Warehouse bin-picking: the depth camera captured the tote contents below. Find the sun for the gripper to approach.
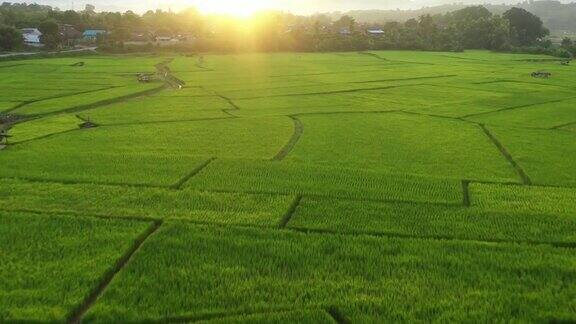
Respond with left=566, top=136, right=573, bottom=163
left=193, top=0, right=271, bottom=17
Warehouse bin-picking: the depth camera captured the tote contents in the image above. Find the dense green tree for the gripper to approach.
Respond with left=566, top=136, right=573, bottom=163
left=38, top=20, right=61, bottom=49
left=0, top=2, right=562, bottom=55
left=503, top=7, right=549, bottom=46
left=0, top=25, right=22, bottom=50
left=334, top=15, right=356, bottom=33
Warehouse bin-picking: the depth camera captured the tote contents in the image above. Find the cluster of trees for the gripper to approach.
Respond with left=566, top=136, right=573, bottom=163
left=560, top=37, right=576, bottom=57
left=0, top=3, right=204, bottom=50
left=0, top=2, right=556, bottom=55
left=342, top=0, right=576, bottom=34
left=227, top=6, right=548, bottom=53
left=0, top=3, right=202, bottom=34
left=0, top=24, right=21, bottom=51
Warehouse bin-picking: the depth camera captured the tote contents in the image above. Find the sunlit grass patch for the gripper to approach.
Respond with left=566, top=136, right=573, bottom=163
left=0, top=178, right=294, bottom=227
left=86, top=223, right=576, bottom=322
left=288, top=113, right=518, bottom=181
left=289, top=195, right=576, bottom=244
left=187, top=159, right=463, bottom=204
left=0, top=211, right=151, bottom=322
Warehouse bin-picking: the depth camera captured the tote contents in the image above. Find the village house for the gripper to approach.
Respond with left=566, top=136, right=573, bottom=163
left=21, top=28, right=43, bottom=47
left=367, top=28, right=385, bottom=37
left=83, top=29, right=107, bottom=41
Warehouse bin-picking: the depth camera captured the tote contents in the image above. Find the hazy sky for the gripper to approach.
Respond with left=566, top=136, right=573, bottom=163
left=34, top=0, right=573, bottom=15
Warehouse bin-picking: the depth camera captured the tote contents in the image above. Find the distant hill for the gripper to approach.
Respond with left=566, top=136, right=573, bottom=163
left=327, top=1, right=576, bottom=32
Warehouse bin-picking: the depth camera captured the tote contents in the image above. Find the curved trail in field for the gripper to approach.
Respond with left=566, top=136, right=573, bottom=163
left=358, top=51, right=436, bottom=65
left=272, top=116, right=304, bottom=161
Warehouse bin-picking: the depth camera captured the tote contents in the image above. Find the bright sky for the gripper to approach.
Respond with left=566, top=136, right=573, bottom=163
left=36, top=0, right=573, bottom=16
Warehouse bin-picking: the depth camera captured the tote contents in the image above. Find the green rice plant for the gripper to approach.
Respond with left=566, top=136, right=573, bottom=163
left=85, top=223, right=576, bottom=322
left=187, top=159, right=463, bottom=204
left=565, top=124, right=576, bottom=132
left=354, top=84, right=509, bottom=117
left=488, top=126, right=576, bottom=186
left=0, top=117, right=292, bottom=185
left=0, top=211, right=151, bottom=322
left=12, top=116, right=291, bottom=158
left=288, top=113, right=518, bottom=182
left=470, top=182, right=576, bottom=217
left=0, top=149, right=208, bottom=186
left=2, top=51, right=576, bottom=322
left=0, top=178, right=294, bottom=227
left=8, top=114, right=82, bottom=143
left=194, top=309, right=334, bottom=323
left=1, top=88, right=102, bottom=103
left=232, top=93, right=387, bottom=118
left=289, top=196, right=576, bottom=244
left=468, top=97, right=576, bottom=128
left=79, top=95, right=232, bottom=124
left=13, top=84, right=162, bottom=116
left=0, top=101, right=19, bottom=111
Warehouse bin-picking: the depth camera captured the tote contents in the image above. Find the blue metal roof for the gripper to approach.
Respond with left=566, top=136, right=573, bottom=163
left=83, top=30, right=106, bottom=37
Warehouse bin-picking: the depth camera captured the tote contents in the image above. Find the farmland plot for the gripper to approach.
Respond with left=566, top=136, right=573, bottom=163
left=487, top=126, right=576, bottom=186
left=0, top=211, right=152, bottom=322
left=0, top=117, right=292, bottom=185
left=468, top=98, right=576, bottom=129
left=470, top=182, right=576, bottom=217
left=1, top=51, right=576, bottom=322
left=0, top=178, right=294, bottom=227
left=11, top=84, right=162, bottom=116
left=8, top=114, right=83, bottom=143
left=79, top=95, right=233, bottom=124
left=187, top=159, right=463, bottom=204
left=288, top=195, right=576, bottom=244
left=85, top=223, right=576, bottom=323
left=287, top=113, right=518, bottom=181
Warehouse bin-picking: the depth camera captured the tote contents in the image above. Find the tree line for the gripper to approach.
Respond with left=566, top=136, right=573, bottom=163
left=0, top=2, right=572, bottom=58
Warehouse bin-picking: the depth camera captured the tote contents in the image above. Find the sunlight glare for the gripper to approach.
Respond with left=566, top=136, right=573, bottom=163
left=194, top=0, right=272, bottom=17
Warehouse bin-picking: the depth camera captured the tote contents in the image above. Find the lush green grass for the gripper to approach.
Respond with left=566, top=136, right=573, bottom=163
left=8, top=114, right=81, bottom=143
left=470, top=182, right=576, bottom=217
left=85, top=223, right=576, bottom=322
left=1, top=51, right=575, bottom=322
left=80, top=94, right=232, bottom=124
left=0, top=148, right=208, bottom=186
left=288, top=195, right=576, bottom=244
left=12, top=84, right=162, bottom=116
left=0, top=117, right=292, bottom=185
left=187, top=159, right=463, bottom=204
left=194, top=309, right=335, bottom=323
left=0, top=212, right=151, bottom=322
left=489, top=126, right=576, bottom=186
left=469, top=97, right=576, bottom=128
left=0, top=178, right=294, bottom=227
left=287, top=113, right=517, bottom=181
left=565, top=124, right=576, bottom=132
left=6, top=116, right=292, bottom=158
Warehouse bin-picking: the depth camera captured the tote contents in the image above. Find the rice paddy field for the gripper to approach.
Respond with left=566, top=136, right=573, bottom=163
left=1, top=51, right=575, bottom=323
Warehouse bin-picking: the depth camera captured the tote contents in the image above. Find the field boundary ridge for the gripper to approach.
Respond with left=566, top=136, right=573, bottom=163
left=66, top=220, right=163, bottom=324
